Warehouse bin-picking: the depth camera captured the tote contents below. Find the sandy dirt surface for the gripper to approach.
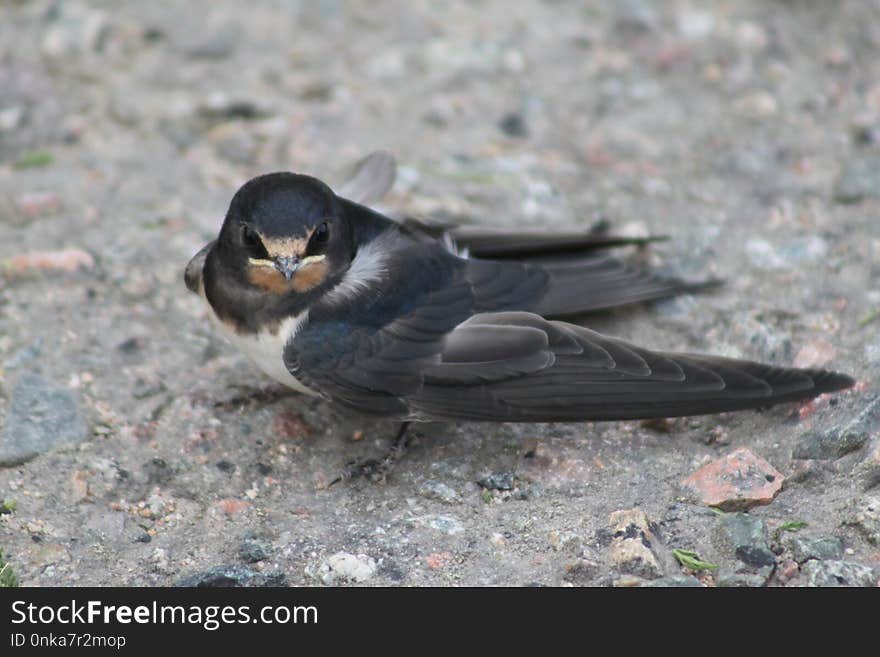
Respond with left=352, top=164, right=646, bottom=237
left=1, top=1, right=878, bottom=586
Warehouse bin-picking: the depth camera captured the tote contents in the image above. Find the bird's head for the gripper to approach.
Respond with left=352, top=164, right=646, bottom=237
left=210, top=172, right=354, bottom=296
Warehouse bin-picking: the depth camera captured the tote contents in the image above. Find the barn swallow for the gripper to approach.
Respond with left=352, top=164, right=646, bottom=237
left=185, top=156, right=853, bottom=436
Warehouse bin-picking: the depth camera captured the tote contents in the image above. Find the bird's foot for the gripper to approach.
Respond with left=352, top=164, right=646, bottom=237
left=329, top=422, right=412, bottom=486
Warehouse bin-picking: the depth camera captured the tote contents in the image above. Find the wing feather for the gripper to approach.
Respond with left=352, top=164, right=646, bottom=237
left=407, top=312, right=850, bottom=421
left=287, top=234, right=852, bottom=420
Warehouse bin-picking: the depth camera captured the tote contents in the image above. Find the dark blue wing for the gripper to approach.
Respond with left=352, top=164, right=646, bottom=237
left=284, top=232, right=852, bottom=421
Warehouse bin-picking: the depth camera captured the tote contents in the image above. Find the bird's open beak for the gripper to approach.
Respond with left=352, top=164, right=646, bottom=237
left=274, top=255, right=301, bottom=281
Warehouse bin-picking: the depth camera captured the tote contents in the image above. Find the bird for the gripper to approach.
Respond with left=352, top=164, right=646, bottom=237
left=185, top=154, right=853, bottom=476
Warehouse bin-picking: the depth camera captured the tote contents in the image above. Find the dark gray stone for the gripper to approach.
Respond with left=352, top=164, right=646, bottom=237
left=834, top=154, right=880, bottom=203
left=0, top=374, right=88, bottom=467
left=117, top=336, right=146, bottom=355
left=795, top=397, right=879, bottom=460
left=720, top=513, right=766, bottom=550
left=478, top=472, right=515, bottom=491
left=418, top=480, right=461, bottom=504
left=143, top=458, right=174, bottom=485
left=735, top=545, right=776, bottom=567
left=175, top=565, right=286, bottom=587
left=197, top=96, right=272, bottom=122
left=719, top=513, right=776, bottom=569
left=793, top=430, right=869, bottom=460
left=715, top=572, right=767, bottom=587
left=802, top=560, right=876, bottom=587
left=513, top=484, right=540, bottom=500
left=852, top=122, right=878, bottom=146
left=377, top=559, right=406, bottom=582
left=786, top=536, right=844, bottom=563
left=498, top=113, right=528, bottom=138
left=132, top=378, right=166, bottom=400
left=239, top=537, right=271, bottom=563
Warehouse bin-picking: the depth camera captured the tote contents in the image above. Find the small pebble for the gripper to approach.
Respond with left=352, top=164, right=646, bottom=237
left=714, top=572, right=767, bottom=587
left=776, top=559, right=800, bottom=584
left=793, top=338, right=836, bottom=369
left=117, top=337, right=146, bottom=354
left=802, top=560, right=876, bottom=587
left=681, top=447, right=784, bottom=511
left=239, top=536, right=272, bottom=563
left=318, top=552, right=377, bottom=585
left=198, top=93, right=272, bottom=122
left=850, top=494, right=880, bottom=545
left=737, top=92, right=778, bottom=118
left=608, top=509, right=663, bottom=579
left=834, top=154, right=880, bottom=203
left=176, top=565, right=286, bottom=587
left=793, top=430, right=869, bottom=460
left=0, top=374, right=89, bottom=467
left=719, top=513, right=776, bottom=572
left=498, top=113, right=528, bottom=138
left=643, top=575, right=703, bottom=587
left=413, top=514, right=464, bottom=535
left=6, top=249, right=95, bottom=274
left=786, top=536, right=844, bottom=563
left=478, top=472, right=515, bottom=491
left=15, top=192, right=63, bottom=219
left=418, top=480, right=461, bottom=505
left=795, top=397, right=878, bottom=460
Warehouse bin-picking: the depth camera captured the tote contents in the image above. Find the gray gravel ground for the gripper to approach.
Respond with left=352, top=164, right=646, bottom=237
left=1, top=0, right=879, bottom=587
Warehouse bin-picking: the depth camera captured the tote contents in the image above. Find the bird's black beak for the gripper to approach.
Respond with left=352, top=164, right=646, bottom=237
left=184, top=240, right=215, bottom=294
left=274, top=255, right=300, bottom=280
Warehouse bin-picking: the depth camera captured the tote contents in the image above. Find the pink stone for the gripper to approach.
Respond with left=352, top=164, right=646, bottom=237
left=16, top=191, right=62, bottom=218
left=777, top=558, right=800, bottom=584
left=7, top=249, right=94, bottom=273
left=271, top=410, right=312, bottom=440
left=793, top=338, right=836, bottom=369
left=216, top=499, right=250, bottom=516
left=681, top=447, right=784, bottom=511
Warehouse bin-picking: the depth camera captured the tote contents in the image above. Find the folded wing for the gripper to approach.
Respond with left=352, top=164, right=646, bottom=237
left=410, top=311, right=853, bottom=422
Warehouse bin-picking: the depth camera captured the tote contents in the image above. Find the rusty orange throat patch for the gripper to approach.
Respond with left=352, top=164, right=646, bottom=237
left=247, top=259, right=329, bottom=294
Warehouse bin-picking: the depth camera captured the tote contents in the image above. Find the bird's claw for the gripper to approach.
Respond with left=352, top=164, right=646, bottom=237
left=327, top=422, right=413, bottom=486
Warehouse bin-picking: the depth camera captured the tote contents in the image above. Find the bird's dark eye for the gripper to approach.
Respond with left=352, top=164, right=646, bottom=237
left=307, top=222, right=330, bottom=254
left=241, top=225, right=268, bottom=258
